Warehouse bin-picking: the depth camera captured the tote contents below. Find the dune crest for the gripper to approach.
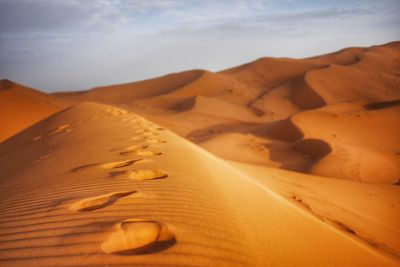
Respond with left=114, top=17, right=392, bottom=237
left=1, top=102, right=398, bottom=266
left=0, top=80, right=69, bottom=142
left=2, top=41, right=400, bottom=266
left=55, top=42, right=400, bottom=183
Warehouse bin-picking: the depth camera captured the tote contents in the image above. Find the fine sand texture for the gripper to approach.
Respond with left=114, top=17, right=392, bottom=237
left=230, top=161, right=400, bottom=260
left=0, top=102, right=398, bottom=266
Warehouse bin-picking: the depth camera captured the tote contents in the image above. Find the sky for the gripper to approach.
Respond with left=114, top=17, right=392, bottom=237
left=0, top=0, right=399, bottom=92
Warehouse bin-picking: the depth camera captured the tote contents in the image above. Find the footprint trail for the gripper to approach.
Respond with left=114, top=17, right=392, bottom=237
left=69, top=191, right=136, bottom=212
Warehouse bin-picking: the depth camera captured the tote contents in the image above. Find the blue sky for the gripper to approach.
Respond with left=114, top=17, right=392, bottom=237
left=0, top=0, right=399, bottom=92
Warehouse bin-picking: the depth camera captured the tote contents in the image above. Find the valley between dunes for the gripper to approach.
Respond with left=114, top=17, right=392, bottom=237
left=1, top=41, right=399, bottom=266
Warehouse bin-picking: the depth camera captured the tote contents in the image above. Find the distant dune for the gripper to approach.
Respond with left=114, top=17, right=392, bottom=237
left=56, top=41, right=400, bottom=184
left=0, top=79, right=69, bottom=142
left=1, top=41, right=399, bottom=266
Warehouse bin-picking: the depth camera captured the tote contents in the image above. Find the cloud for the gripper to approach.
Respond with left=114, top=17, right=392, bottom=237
left=1, top=0, right=398, bottom=40
left=0, top=0, right=399, bottom=92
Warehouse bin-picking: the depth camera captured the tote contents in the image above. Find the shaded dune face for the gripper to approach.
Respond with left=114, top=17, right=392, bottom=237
left=290, top=75, right=326, bottom=109
left=294, top=138, right=332, bottom=159
left=186, top=119, right=303, bottom=144
left=293, top=138, right=332, bottom=172
left=364, top=99, right=400, bottom=110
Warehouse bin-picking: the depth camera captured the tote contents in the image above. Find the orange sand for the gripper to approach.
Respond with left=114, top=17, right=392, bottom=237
left=1, top=41, right=399, bottom=266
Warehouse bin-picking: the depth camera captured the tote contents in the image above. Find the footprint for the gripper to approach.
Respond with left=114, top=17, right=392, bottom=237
left=132, top=136, right=146, bottom=141
left=71, top=162, right=102, bottom=172
left=118, top=145, right=144, bottom=155
left=48, top=124, right=70, bottom=136
left=70, top=191, right=136, bottom=212
left=120, top=151, right=136, bottom=156
left=108, top=170, right=129, bottom=178
left=33, top=150, right=54, bottom=163
left=101, top=159, right=143, bottom=169
left=110, top=144, right=149, bottom=152
left=128, top=169, right=168, bottom=181
left=101, top=219, right=175, bottom=255
left=104, top=107, right=128, bottom=116
left=32, top=135, right=42, bottom=141
left=29, top=124, right=70, bottom=143
left=146, top=126, right=165, bottom=132
left=146, top=139, right=166, bottom=144
left=142, top=131, right=158, bottom=137
left=135, top=150, right=162, bottom=157
left=126, top=144, right=150, bottom=151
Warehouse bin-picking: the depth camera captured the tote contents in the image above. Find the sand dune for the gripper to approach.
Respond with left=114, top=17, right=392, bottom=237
left=304, top=44, right=400, bottom=104
left=55, top=41, right=400, bottom=183
left=230, top=161, right=400, bottom=260
left=292, top=101, right=400, bottom=183
left=56, top=70, right=205, bottom=104
left=0, top=102, right=397, bottom=266
left=0, top=80, right=69, bottom=142
left=2, top=41, right=400, bottom=266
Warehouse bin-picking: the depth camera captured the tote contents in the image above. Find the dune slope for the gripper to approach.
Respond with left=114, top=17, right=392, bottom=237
left=230, top=161, right=400, bottom=260
left=291, top=101, right=400, bottom=183
left=0, top=79, right=68, bottom=142
left=0, top=102, right=397, bottom=266
left=55, top=41, right=400, bottom=183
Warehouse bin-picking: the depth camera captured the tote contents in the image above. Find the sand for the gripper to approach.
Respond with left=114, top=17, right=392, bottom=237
left=1, top=41, right=399, bottom=266
left=0, top=102, right=397, bottom=266
left=55, top=42, right=400, bottom=182
left=0, top=80, right=69, bottom=142
left=230, top=162, right=400, bottom=260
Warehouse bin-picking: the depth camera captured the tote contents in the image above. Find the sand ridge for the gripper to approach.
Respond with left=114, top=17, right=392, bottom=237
left=55, top=42, right=400, bottom=183
left=0, top=80, right=70, bottom=142
left=2, top=41, right=400, bottom=266
left=0, top=102, right=398, bottom=266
